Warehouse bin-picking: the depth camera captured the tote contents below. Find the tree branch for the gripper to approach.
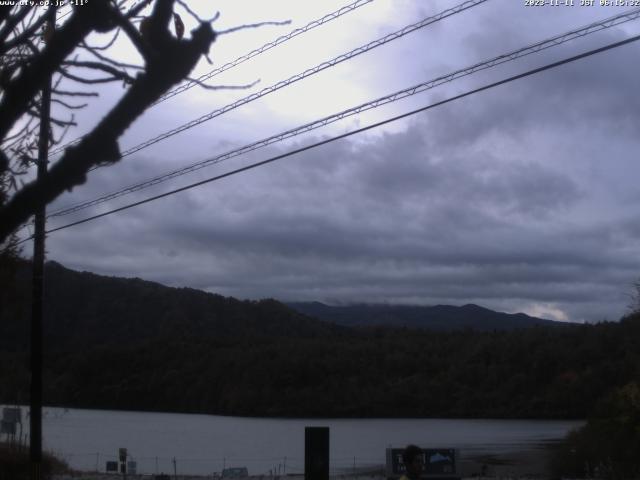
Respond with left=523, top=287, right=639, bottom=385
left=126, top=0, right=154, bottom=19
left=0, top=4, right=217, bottom=242
left=51, top=98, right=89, bottom=110
left=187, top=77, right=260, bottom=91
left=59, top=68, right=126, bottom=84
left=217, top=20, right=292, bottom=36
left=0, top=5, right=99, bottom=139
left=62, top=60, right=136, bottom=83
left=80, top=42, right=144, bottom=71
left=110, top=7, right=154, bottom=61
left=83, top=27, right=120, bottom=51
left=0, top=6, right=30, bottom=45
left=52, top=89, right=100, bottom=97
left=0, top=5, right=56, bottom=56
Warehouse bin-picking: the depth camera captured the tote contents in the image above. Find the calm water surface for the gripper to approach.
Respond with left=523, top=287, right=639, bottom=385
left=9, top=406, right=584, bottom=475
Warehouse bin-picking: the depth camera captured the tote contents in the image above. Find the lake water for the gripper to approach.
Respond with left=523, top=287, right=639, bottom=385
left=4, top=406, right=583, bottom=476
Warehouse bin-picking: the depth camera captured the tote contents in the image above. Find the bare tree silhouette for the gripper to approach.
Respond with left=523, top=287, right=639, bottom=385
left=0, top=0, right=262, bottom=244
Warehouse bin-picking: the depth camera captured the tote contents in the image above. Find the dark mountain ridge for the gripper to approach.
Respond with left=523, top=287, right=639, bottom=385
left=1, top=260, right=344, bottom=352
left=3, top=259, right=639, bottom=419
left=2, top=261, right=560, bottom=354
left=287, top=301, right=559, bottom=330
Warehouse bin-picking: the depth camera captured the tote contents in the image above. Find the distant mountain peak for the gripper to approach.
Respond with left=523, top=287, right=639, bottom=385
left=287, top=301, right=558, bottom=331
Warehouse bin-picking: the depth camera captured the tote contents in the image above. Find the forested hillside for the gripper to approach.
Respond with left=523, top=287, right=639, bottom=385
left=1, top=260, right=639, bottom=418
left=287, top=302, right=559, bottom=330
left=1, top=261, right=343, bottom=353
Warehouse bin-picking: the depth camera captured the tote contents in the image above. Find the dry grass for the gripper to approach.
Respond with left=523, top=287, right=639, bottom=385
left=0, top=441, right=73, bottom=480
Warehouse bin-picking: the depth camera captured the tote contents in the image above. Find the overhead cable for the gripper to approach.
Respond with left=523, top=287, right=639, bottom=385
left=48, top=7, right=640, bottom=218
left=113, top=0, right=489, bottom=159
left=156, top=0, right=377, bottom=104
left=48, top=0, right=376, bottom=157
left=29, top=32, right=640, bottom=241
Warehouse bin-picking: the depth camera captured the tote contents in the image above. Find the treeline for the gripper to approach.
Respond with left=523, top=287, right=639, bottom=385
left=2, top=315, right=639, bottom=418
left=551, top=381, right=640, bottom=479
left=0, top=261, right=343, bottom=354
left=1, top=260, right=639, bottom=418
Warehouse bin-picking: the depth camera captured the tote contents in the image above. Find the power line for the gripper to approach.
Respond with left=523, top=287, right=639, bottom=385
left=46, top=0, right=488, bottom=212
left=106, top=0, right=489, bottom=159
left=27, top=32, right=640, bottom=242
left=48, top=0, right=376, bottom=157
left=155, top=0, right=376, bottom=105
left=56, top=7, right=72, bottom=22
left=48, top=7, right=640, bottom=218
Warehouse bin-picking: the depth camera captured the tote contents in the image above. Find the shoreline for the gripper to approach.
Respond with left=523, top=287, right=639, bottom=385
left=52, top=474, right=549, bottom=480
left=50, top=447, right=555, bottom=480
left=2, top=402, right=585, bottom=421
left=3, top=406, right=571, bottom=479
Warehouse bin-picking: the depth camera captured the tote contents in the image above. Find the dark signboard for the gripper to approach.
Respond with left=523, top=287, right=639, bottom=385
left=1, top=420, right=16, bottom=435
left=222, top=467, right=249, bottom=478
left=2, top=407, right=21, bottom=423
left=305, top=427, right=329, bottom=480
left=106, top=461, right=119, bottom=472
left=386, top=448, right=457, bottom=478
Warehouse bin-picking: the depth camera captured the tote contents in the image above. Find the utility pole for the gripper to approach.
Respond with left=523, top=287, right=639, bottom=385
left=119, top=448, right=128, bottom=480
left=30, top=11, right=53, bottom=480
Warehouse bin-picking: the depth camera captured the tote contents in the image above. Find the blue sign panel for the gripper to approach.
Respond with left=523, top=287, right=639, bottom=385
left=423, top=449, right=456, bottom=475
left=386, top=448, right=457, bottom=478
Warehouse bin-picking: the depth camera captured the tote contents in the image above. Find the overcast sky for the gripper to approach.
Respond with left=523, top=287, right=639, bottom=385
left=26, top=0, right=640, bottom=323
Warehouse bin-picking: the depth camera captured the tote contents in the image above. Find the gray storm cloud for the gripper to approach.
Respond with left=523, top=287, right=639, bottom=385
left=44, top=4, right=640, bottom=324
